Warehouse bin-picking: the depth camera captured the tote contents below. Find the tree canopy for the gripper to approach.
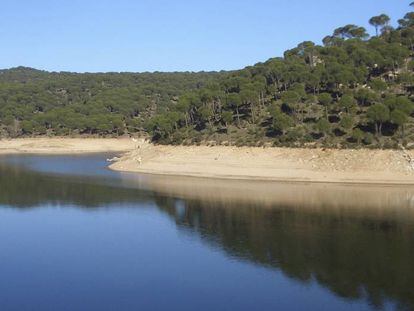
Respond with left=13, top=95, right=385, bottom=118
left=2, top=5, right=414, bottom=149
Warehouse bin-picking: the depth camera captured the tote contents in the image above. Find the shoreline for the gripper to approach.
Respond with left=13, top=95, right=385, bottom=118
left=0, top=137, right=135, bottom=154
left=1, top=138, right=413, bottom=185
left=115, top=169, right=414, bottom=186
left=110, top=142, right=414, bottom=185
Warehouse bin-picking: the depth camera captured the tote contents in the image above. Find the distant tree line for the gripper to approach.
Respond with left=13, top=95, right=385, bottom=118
left=0, top=69, right=223, bottom=137
left=2, top=4, right=414, bottom=148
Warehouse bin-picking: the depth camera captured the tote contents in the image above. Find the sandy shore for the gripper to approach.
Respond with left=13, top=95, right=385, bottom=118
left=110, top=141, right=414, bottom=185
left=0, top=138, right=135, bottom=154
left=1, top=138, right=414, bottom=184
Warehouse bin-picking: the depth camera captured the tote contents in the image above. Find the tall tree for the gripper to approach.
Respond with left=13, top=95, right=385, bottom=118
left=226, top=93, right=242, bottom=127
left=318, top=93, right=332, bottom=120
left=367, top=103, right=390, bottom=137
left=333, top=24, right=369, bottom=40
left=390, top=109, right=409, bottom=139
left=369, top=14, right=390, bottom=36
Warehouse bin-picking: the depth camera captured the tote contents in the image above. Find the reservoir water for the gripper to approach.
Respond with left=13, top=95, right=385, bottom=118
left=0, top=154, right=413, bottom=311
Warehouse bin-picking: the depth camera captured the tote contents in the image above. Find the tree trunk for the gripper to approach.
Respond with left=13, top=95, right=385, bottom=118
left=236, top=106, right=240, bottom=127
left=300, top=106, right=304, bottom=123
left=250, top=103, right=256, bottom=124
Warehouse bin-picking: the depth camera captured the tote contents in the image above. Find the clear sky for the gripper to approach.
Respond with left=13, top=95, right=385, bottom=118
left=0, top=0, right=411, bottom=72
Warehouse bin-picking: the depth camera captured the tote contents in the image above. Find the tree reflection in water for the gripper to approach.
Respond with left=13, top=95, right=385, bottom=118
left=1, top=158, right=413, bottom=310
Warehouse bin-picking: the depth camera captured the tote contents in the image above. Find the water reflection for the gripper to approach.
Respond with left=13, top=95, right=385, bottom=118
left=122, top=173, right=414, bottom=217
left=0, top=159, right=151, bottom=208
left=0, top=155, right=413, bottom=310
left=156, top=197, right=414, bottom=310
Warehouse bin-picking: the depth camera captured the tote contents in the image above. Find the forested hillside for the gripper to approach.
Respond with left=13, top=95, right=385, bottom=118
left=2, top=4, right=414, bottom=148
left=0, top=68, right=223, bottom=137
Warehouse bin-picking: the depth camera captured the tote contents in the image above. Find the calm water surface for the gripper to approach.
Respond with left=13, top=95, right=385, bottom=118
left=0, top=154, right=413, bottom=311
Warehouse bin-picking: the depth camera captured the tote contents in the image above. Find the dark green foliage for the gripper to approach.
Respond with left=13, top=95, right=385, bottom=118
left=339, top=114, right=355, bottom=131
left=369, top=79, right=388, bottom=92
left=0, top=68, right=222, bottom=137
left=315, top=119, right=331, bottom=136
left=2, top=6, right=414, bottom=148
left=367, top=104, right=390, bottom=136
left=338, top=94, right=356, bottom=113
left=369, top=14, right=391, bottom=36
left=333, top=24, right=369, bottom=40
left=352, top=128, right=364, bottom=144
left=268, top=104, right=293, bottom=134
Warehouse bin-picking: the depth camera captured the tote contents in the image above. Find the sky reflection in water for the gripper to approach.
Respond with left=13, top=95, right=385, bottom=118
left=0, top=154, right=412, bottom=311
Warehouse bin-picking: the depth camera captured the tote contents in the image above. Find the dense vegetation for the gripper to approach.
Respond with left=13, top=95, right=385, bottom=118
left=0, top=68, right=223, bottom=137
left=2, top=4, right=414, bottom=148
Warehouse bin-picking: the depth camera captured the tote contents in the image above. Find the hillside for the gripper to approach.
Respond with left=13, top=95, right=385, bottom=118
left=0, top=67, right=223, bottom=137
left=2, top=5, right=414, bottom=149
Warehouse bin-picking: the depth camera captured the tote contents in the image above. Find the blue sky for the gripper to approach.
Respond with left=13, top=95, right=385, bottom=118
left=0, top=0, right=410, bottom=72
